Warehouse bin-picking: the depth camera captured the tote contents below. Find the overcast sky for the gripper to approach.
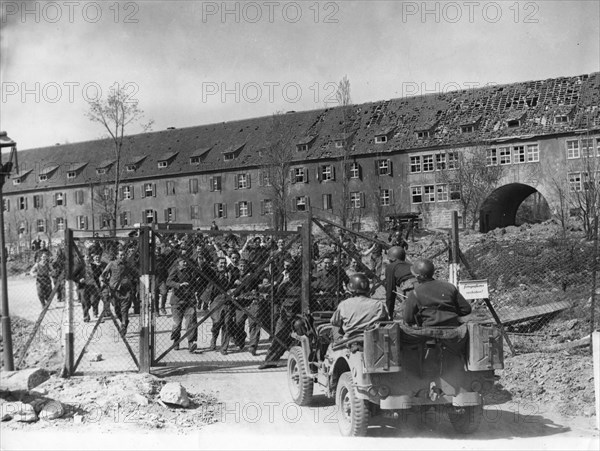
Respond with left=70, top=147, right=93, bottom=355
left=1, top=0, right=599, bottom=150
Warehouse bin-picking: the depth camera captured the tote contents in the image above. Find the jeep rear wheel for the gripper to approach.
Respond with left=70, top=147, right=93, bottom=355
left=287, top=346, right=313, bottom=406
left=448, top=405, right=483, bottom=434
left=336, top=372, right=370, bottom=437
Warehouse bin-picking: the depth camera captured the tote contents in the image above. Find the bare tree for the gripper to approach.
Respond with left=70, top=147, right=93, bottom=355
left=259, top=113, right=296, bottom=230
left=568, top=138, right=599, bottom=240
left=438, top=146, right=505, bottom=229
left=86, top=86, right=152, bottom=235
left=333, top=75, right=355, bottom=227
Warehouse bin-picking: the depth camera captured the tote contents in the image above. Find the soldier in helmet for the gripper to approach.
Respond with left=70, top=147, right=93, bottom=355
left=384, top=246, right=414, bottom=319
left=330, top=273, right=388, bottom=342
left=403, top=259, right=472, bottom=327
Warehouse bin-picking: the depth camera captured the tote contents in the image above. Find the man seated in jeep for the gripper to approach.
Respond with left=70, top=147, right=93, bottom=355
left=330, top=273, right=388, bottom=343
left=403, top=259, right=472, bottom=327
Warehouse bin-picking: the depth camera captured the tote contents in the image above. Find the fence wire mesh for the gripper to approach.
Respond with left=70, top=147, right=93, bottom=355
left=152, top=230, right=303, bottom=368
left=461, top=233, right=599, bottom=353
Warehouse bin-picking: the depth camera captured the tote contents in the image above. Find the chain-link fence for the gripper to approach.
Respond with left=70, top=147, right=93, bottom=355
left=151, top=229, right=304, bottom=369
left=460, top=233, right=599, bottom=354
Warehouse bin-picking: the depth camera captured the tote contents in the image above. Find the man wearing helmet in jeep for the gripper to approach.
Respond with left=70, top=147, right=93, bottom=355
left=403, top=259, right=472, bottom=327
left=330, top=273, right=388, bottom=342
left=384, top=246, right=413, bottom=319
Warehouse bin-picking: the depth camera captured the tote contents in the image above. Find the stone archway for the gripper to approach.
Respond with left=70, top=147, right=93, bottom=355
left=479, top=183, right=548, bottom=232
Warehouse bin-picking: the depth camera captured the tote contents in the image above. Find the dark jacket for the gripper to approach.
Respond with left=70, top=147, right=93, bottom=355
left=385, top=260, right=413, bottom=309
left=403, top=279, right=472, bottom=327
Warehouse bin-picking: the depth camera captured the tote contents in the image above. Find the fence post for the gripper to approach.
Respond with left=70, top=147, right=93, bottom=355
left=63, top=228, right=75, bottom=377
left=591, top=217, right=598, bottom=351
left=301, top=210, right=313, bottom=314
left=138, top=226, right=152, bottom=373
left=449, top=211, right=460, bottom=287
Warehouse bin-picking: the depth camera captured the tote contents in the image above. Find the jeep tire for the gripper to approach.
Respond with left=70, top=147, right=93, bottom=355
left=287, top=346, right=313, bottom=406
left=336, top=372, right=370, bottom=437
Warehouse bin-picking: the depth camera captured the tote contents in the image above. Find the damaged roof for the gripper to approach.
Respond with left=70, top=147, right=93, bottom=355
left=6, top=72, right=600, bottom=192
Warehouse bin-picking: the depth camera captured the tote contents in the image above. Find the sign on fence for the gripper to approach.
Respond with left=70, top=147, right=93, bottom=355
left=458, top=279, right=489, bottom=300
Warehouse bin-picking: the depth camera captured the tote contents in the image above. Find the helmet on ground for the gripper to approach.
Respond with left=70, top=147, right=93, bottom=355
left=410, top=259, right=435, bottom=280
left=348, top=273, right=370, bottom=295
left=387, top=246, right=406, bottom=262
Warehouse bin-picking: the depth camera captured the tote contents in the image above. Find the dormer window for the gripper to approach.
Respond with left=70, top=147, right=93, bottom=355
left=461, top=124, right=475, bottom=134
left=96, top=168, right=108, bottom=175
left=38, top=174, right=48, bottom=182
left=506, top=111, right=526, bottom=128
left=95, top=160, right=114, bottom=176
left=335, top=140, right=345, bottom=148
left=221, top=143, right=244, bottom=162
left=12, top=178, right=21, bottom=185
left=157, top=152, right=178, bottom=168
left=507, top=119, right=520, bottom=128
left=190, top=156, right=201, bottom=164
left=296, top=135, right=317, bottom=152
left=374, top=135, right=387, bottom=144
left=417, top=130, right=431, bottom=139
left=125, top=164, right=137, bottom=172
left=555, top=115, right=568, bottom=124
left=158, top=161, right=168, bottom=169
left=297, top=144, right=309, bottom=152
left=224, top=152, right=235, bottom=161
left=67, top=171, right=77, bottom=179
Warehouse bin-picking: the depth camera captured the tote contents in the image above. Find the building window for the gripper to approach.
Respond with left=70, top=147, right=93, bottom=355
left=410, top=156, right=421, bottom=173
left=261, top=199, right=273, bottom=215
left=224, top=152, right=235, bottom=161
left=411, top=186, right=422, bottom=204
left=120, top=211, right=131, bottom=227
left=144, top=209, right=157, bottom=224
left=214, top=203, right=227, bottom=218
left=435, top=153, right=446, bottom=171
left=18, top=196, right=27, bottom=210
left=349, top=162, right=360, bottom=179
left=349, top=192, right=364, bottom=209
left=121, top=186, right=132, bottom=200
left=461, top=124, right=474, bottom=133
left=567, top=139, right=580, bottom=159
left=236, top=173, right=249, bottom=189
left=422, top=154, right=434, bottom=172
left=334, top=140, right=345, bottom=148
left=555, top=115, right=568, bottom=124
left=320, top=165, right=335, bottom=182
left=164, top=207, right=176, bottom=222
left=189, top=178, right=199, bottom=194
left=380, top=189, right=392, bottom=206
left=374, top=135, right=387, bottom=144
left=377, top=159, right=392, bottom=176
left=166, top=181, right=176, bottom=195
left=190, top=205, right=201, bottom=219
left=447, top=152, right=459, bottom=170
left=423, top=185, right=435, bottom=203
left=295, top=196, right=308, bottom=212
left=293, top=168, right=307, bottom=183
left=237, top=201, right=251, bottom=217
left=13, top=178, right=21, bottom=185
left=158, top=160, right=168, bottom=169
left=143, top=183, right=155, bottom=197
left=96, top=168, right=108, bottom=175
left=77, top=216, right=87, bottom=230
left=527, top=144, right=539, bottom=162
left=417, top=130, right=431, bottom=139
left=37, top=219, right=45, bottom=233
left=322, top=193, right=332, bottom=210
left=581, top=138, right=594, bottom=158
left=596, top=138, right=600, bottom=157
left=38, top=174, right=48, bottom=182
left=486, top=148, right=498, bottom=166
left=126, top=164, right=137, bottom=172
left=260, top=170, right=272, bottom=186
left=56, top=217, right=65, bottom=231
left=67, top=171, right=77, bottom=179
left=450, top=184, right=461, bottom=200
left=436, top=184, right=448, bottom=202
left=513, top=146, right=526, bottom=163
left=33, top=195, right=43, bottom=209
left=569, top=172, right=582, bottom=192
left=499, top=147, right=511, bottom=165
left=210, top=176, right=222, bottom=192
left=2, top=199, right=9, bottom=212
left=297, top=144, right=309, bottom=152
left=18, top=221, right=27, bottom=235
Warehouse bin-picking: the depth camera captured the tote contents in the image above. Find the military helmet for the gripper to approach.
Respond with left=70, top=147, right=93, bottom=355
left=387, top=246, right=406, bottom=261
left=410, top=259, right=435, bottom=279
left=348, top=273, right=370, bottom=295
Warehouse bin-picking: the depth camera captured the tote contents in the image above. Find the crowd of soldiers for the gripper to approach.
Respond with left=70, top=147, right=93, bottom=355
left=28, top=225, right=422, bottom=364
